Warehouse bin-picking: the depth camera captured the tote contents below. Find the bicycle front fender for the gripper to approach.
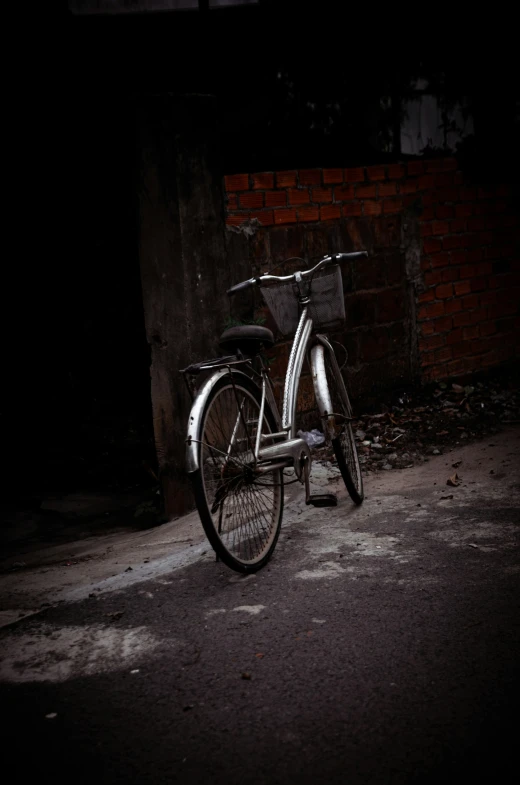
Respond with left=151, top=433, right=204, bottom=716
left=309, top=336, right=336, bottom=442
left=185, top=368, right=254, bottom=474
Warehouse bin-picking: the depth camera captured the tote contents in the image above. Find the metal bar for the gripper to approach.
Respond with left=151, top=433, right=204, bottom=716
left=282, top=314, right=313, bottom=437
left=254, top=375, right=266, bottom=460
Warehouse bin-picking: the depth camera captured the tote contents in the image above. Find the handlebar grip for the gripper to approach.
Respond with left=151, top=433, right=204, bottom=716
left=226, top=277, right=257, bottom=296
left=333, top=251, right=368, bottom=261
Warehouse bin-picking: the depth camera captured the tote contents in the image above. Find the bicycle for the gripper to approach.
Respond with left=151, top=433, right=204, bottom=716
left=182, top=251, right=367, bottom=573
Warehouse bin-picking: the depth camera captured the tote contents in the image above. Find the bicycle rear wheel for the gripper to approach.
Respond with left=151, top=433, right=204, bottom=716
left=191, top=374, right=284, bottom=572
left=321, top=346, right=364, bottom=505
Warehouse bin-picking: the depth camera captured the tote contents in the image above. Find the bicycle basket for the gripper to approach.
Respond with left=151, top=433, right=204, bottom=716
left=260, top=265, right=345, bottom=337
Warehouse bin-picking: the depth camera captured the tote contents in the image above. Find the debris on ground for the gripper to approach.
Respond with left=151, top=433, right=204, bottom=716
left=312, top=370, right=520, bottom=474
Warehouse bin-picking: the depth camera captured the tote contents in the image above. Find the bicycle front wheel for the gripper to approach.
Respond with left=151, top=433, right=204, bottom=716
left=191, top=374, right=284, bottom=572
left=321, top=346, right=364, bottom=505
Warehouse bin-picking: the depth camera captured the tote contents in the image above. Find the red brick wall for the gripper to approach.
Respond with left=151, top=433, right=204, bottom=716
left=225, top=158, right=520, bottom=387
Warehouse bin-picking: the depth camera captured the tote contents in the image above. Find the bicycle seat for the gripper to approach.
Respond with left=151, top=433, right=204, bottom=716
left=219, top=325, right=274, bottom=355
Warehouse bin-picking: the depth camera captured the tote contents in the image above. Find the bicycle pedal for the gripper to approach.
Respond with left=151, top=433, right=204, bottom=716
left=306, top=492, right=337, bottom=508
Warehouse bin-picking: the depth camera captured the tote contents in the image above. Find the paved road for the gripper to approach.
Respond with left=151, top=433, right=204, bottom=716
left=2, top=430, right=520, bottom=785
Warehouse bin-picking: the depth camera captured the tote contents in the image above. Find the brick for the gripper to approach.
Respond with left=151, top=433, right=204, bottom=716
left=459, top=186, right=477, bottom=201
left=452, top=341, right=470, bottom=358
left=345, top=166, right=365, bottom=182
left=454, top=280, right=471, bottom=295
left=469, top=307, right=488, bottom=324
left=467, top=216, right=487, bottom=232
left=421, top=223, right=433, bottom=237
left=432, top=221, right=450, bottom=235
left=420, top=351, right=436, bottom=367
left=312, top=187, right=333, bottom=203
left=421, top=257, right=432, bottom=272
left=418, top=174, right=435, bottom=190
left=441, top=267, right=459, bottom=282
left=342, top=202, right=362, bottom=217
left=422, top=207, right=435, bottom=221
left=383, top=198, right=402, bottom=214
left=297, top=207, right=320, bottom=223
left=434, top=173, right=455, bottom=188
left=320, top=205, right=341, bottom=221
left=434, top=315, right=453, bottom=333
left=480, top=320, right=497, bottom=337
left=250, top=210, right=274, bottom=227
left=444, top=299, right=463, bottom=314
left=466, top=248, right=483, bottom=264
left=455, top=203, right=474, bottom=218
left=366, top=165, right=386, bottom=181
left=435, top=346, right=453, bottom=363
left=430, top=252, right=451, bottom=269
left=299, top=169, right=322, bottom=186
left=421, top=320, right=436, bottom=335
left=480, top=290, right=497, bottom=306
left=423, top=238, right=442, bottom=254
left=436, top=205, right=455, bottom=220
left=418, top=289, right=435, bottom=303
left=418, top=301, right=445, bottom=320
left=265, top=190, right=286, bottom=208
left=462, top=293, right=479, bottom=310
left=446, top=328, right=464, bottom=345
left=470, top=277, right=488, bottom=292
left=357, top=184, right=377, bottom=198
left=401, top=179, right=418, bottom=194
left=334, top=185, right=355, bottom=201
left=460, top=265, right=476, bottom=279
left=388, top=164, right=405, bottom=179
left=443, top=235, right=464, bottom=250
left=364, top=200, right=382, bottom=216
left=463, top=326, right=479, bottom=341
left=454, top=172, right=465, bottom=185
left=323, top=168, right=343, bottom=184
left=287, top=188, right=310, bottom=205
left=436, top=283, right=453, bottom=299
left=224, top=173, right=249, bottom=191
left=449, top=250, right=467, bottom=265
left=420, top=333, right=445, bottom=351
left=379, top=183, right=397, bottom=196
left=453, top=310, right=473, bottom=327
left=476, top=261, right=493, bottom=277
left=446, top=358, right=466, bottom=375
left=407, top=161, right=424, bottom=176
left=450, top=219, right=466, bottom=234
left=436, top=186, right=459, bottom=202
left=227, top=193, right=238, bottom=210
left=226, top=213, right=249, bottom=226
left=274, top=208, right=297, bottom=225
left=252, top=172, right=274, bottom=190
left=239, top=191, right=264, bottom=209
left=276, top=170, right=297, bottom=188
left=425, top=270, right=443, bottom=287
left=425, top=157, right=457, bottom=172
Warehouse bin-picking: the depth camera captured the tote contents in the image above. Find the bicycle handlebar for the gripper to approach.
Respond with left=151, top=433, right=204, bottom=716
left=226, top=251, right=368, bottom=296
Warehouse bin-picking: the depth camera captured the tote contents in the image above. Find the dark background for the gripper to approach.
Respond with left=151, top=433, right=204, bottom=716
left=10, top=4, right=518, bottom=503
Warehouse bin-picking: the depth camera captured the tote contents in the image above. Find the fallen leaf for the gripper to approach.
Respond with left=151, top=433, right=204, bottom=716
left=106, top=611, right=124, bottom=621
left=241, top=672, right=252, bottom=680
left=452, top=461, right=462, bottom=468
left=452, top=384, right=464, bottom=393
left=440, top=494, right=454, bottom=500
left=436, top=430, right=449, bottom=436
left=255, top=653, right=264, bottom=659
left=447, top=473, right=460, bottom=487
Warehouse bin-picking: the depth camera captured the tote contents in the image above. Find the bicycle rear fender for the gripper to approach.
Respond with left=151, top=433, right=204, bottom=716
left=185, top=368, right=253, bottom=474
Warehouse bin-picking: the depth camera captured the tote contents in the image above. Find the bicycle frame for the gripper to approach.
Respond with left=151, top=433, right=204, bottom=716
left=185, top=303, right=341, bottom=489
